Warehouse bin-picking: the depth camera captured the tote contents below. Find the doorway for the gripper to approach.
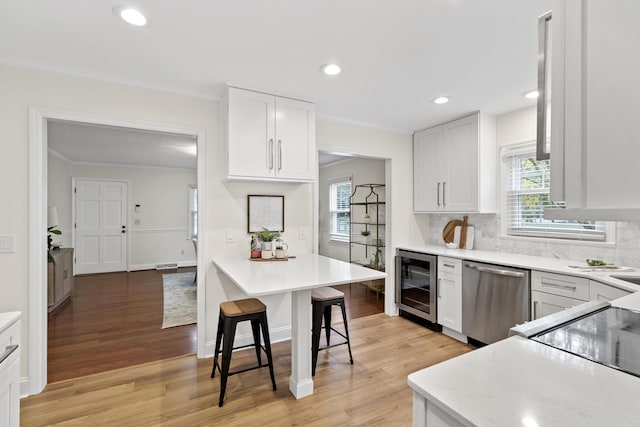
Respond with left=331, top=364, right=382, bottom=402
left=317, top=152, right=387, bottom=318
left=28, top=107, right=207, bottom=394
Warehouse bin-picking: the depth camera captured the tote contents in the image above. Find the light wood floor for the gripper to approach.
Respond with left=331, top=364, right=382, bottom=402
left=23, top=314, right=473, bottom=426
left=47, top=269, right=383, bottom=383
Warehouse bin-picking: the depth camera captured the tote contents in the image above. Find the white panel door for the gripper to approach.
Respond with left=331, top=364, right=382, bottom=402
left=74, top=179, right=127, bottom=274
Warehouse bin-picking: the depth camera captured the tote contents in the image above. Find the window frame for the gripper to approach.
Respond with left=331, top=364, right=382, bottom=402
left=500, top=141, right=614, bottom=244
left=188, top=184, right=197, bottom=240
left=329, top=177, right=352, bottom=243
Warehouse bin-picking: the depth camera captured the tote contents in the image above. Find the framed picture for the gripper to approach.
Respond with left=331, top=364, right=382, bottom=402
left=247, top=195, right=284, bottom=233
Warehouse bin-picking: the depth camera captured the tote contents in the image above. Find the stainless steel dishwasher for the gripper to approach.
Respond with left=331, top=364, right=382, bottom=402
left=462, top=261, right=530, bottom=345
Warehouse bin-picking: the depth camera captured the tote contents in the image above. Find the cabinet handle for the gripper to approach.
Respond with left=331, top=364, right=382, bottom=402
left=533, top=301, right=538, bottom=319
left=536, top=11, right=552, bottom=161
left=443, top=263, right=455, bottom=268
left=437, top=182, right=441, bottom=206
left=437, top=278, right=441, bottom=298
left=540, top=280, right=576, bottom=292
left=268, top=139, right=274, bottom=169
left=442, top=182, right=446, bottom=206
left=278, top=139, right=282, bottom=170
left=0, top=345, right=17, bottom=365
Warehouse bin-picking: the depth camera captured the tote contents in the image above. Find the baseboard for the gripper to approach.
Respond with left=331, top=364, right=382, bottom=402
left=203, top=325, right=292, bottom=358
left=441, top=327, right=468, bottom=344
left=129, top=260, right=196, bottom=272
left=20, top=377, right=30, bottom=398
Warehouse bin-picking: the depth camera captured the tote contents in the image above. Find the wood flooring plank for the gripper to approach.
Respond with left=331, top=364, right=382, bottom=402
left=24, top=314, right=473, bottom=426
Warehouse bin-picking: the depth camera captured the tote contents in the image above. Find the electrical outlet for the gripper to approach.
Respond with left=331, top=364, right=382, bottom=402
left=298, top=227, right=306, bottom=240
left=134, top=219, right=141, bottom=225
left=180, top=249, right=185, bottom=255
left=226, top=229, right=234, bottom=243
left=0, top=235, right=15, bottom=253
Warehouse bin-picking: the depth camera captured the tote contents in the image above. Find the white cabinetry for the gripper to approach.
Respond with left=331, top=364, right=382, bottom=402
left=531, top=271, right=632, bottom=320
left=531, top=271, right=589, bottom=319
left=589, top=280, right=631, bottom=303
left=224, top=87, right=316, bottom=181
left=549, top=1, right=640, bottom=214
left=0, top=313, right=20, bottom=427
left=437, top=257, right=463, bottom=336
left=413, top=112, right=496, bottom=213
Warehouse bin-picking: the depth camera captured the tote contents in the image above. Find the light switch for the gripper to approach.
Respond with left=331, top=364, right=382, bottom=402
left=0, top=235, right=15, bottom=253
left=226, top=229, right=234, bottom=243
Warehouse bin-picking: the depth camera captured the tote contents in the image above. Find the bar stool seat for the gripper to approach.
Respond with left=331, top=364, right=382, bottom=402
left=212, top=298, right=276, bottom=407
left=311, top=287, right=353, bottom=376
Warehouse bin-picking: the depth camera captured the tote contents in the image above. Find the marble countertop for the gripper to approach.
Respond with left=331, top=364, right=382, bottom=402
left=0, top=312, right=20, bottom=335
left=211, top=252, right=386, bottom=296
left=397, top=243, right=640, bottom=293
left=408, top=335, right=640, bottom=427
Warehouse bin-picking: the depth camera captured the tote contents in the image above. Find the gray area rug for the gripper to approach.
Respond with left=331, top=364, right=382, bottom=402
left=162, top=272, right=196, bottom=329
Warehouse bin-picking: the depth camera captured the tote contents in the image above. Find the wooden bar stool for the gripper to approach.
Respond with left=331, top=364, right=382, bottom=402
left=211, top=298, right=276, bottom=407
left=311, top=287, right=353, bottom=376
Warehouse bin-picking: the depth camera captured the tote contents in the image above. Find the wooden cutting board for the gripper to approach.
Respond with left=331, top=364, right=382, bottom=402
left=442, top=219, right=464, bottom=243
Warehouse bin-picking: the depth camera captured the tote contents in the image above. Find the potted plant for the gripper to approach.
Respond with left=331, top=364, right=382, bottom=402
left=47, top=225, right=62, bottom=263
left=258, top=227, right=280, bottom=252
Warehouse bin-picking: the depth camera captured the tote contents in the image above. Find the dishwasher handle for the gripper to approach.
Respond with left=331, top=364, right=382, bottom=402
left=465, top=263, right=525, bottom=278
left=0, top=344, right=18, bottom=365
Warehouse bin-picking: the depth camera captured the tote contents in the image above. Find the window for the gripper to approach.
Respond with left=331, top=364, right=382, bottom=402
left=188, top=184, right=197, bottom=239
left=503, top=143, right=606, bottom=241
left=329, top=178, right=352, bottom=242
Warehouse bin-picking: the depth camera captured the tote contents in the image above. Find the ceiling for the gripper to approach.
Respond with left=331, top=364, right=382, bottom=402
left=48, top=120, right=197, bottom=169
left=1, top=0, right=551, bottom=136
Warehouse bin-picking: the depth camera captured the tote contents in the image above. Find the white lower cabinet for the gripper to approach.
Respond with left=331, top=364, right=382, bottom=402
left=0, top=313, right=20, bottom=427
left=437, top=257, right=463, bottom=335
left=531, top=271, right=632, bottom=320
left=531, top=290, right=585, bottom=319
left=589, top=280, right=632, bottom=302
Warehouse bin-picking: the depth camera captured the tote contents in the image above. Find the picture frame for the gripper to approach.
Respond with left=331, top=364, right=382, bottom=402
left=247, top=195, right=284, bottom=233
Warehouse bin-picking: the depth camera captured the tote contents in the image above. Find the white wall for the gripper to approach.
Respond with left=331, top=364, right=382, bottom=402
left=48, top=152, right=198, bottom=269
left=0, top=63, right=416, bottom=389
left=318, top=157, right=385, bottom=261
left=419, top=106, right=640, bottom=267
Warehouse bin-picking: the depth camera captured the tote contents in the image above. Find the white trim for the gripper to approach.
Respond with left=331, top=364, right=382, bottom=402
left=129, top=227, right=189, bottom=234
left=27, top=106, right=208, bottom=395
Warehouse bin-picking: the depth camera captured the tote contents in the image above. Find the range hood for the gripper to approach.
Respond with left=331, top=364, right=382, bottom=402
left=544, top=208, right=640, bottom=222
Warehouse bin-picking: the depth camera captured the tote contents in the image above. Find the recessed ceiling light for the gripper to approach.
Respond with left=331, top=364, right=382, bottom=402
left=432, top=96, right=449, bottom=104
left=523, top=90, right=539, bottom=99
left=321, top=64, right=341, bottom=76
left=115, top=7, right=147, bottom=26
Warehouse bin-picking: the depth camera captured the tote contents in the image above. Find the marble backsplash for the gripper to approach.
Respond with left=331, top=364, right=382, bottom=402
left=418, top=214, right=640, bottom=268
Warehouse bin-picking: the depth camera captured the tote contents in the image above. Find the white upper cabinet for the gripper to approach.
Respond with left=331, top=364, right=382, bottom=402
left=548, top=1, right=640, bottom=216
left=413, top=112, right=496, bottom=213
left=224, top=87, right=316, bottom=181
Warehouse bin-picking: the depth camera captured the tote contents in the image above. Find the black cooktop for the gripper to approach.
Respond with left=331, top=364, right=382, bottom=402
left=533, top=306, right=640, bottom=377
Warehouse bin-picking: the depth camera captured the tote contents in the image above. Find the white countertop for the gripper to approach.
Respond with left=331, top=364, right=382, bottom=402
left=0, top=312, right=20, bottom=335
left=398, top=243, right=640, bottom=293
left=408, top=335, right=640, bottom=427
left=211, top=252, right=386, bottom=296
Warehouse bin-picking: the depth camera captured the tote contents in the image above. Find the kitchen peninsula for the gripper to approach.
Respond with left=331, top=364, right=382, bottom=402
left=212, top=253, right=386, bottom=399
left=407, top=265, right=640, bottom=427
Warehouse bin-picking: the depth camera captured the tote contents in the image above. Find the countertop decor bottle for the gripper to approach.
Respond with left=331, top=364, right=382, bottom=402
left=250, top=235, right=261, bottom=259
